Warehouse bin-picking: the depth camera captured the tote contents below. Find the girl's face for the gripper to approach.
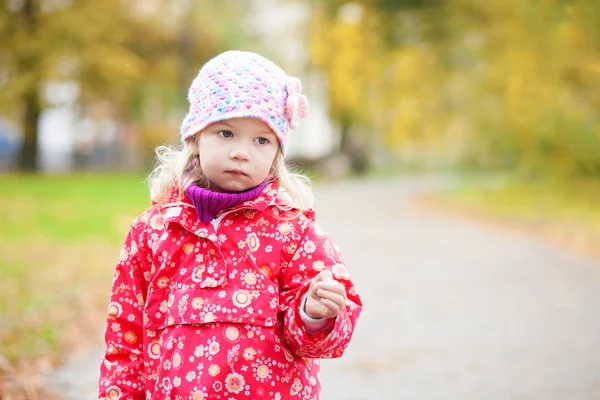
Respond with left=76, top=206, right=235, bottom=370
left=197, top=117, right=279, bottom=193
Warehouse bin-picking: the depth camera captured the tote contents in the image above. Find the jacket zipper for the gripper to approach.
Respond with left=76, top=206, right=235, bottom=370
left=212, top=207, right=251, bottom=230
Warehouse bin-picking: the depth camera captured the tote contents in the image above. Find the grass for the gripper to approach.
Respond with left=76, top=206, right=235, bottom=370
left=428, top=173, right=600, bottom=258
left=0, top=173, right=149, bottom=365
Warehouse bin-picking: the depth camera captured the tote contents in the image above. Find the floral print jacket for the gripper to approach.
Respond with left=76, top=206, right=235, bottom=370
left=99, top=180, right=362, bottom=400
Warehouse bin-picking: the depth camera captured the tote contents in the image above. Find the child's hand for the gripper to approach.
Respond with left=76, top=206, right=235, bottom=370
left=305, top=270, right=347, bottom=319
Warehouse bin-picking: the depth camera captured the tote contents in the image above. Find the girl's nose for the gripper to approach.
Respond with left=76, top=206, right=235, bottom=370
left=229, top=146, right=251, bottom=161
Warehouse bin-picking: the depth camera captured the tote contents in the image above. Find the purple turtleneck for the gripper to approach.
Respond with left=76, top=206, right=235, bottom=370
left=184, top=180, right=270, bottom=222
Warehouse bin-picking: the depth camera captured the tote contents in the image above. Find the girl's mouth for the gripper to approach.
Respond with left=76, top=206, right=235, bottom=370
left=226, top=169, right=247, bottom=176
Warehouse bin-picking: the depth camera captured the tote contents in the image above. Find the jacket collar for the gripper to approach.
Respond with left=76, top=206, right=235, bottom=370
left=159, top=179, right=281, bottom=231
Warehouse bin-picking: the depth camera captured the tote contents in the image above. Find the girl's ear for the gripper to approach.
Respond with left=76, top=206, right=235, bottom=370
left=191, top=155, right=199, bottom=169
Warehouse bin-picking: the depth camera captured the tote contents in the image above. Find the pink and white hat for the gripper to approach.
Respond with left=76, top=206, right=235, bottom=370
left=180, top=50, right=309, bottom=155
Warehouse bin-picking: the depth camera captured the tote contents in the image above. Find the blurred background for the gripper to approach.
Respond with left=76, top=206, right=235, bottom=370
left=2, top=0, right=600, bottom=398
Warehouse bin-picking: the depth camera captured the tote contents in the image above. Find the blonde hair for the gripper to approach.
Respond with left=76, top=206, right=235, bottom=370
left=148, top=133, right=315, bottom=215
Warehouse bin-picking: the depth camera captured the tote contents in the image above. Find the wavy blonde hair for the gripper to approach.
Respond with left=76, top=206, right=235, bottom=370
left=148, top=133, right=315, bottom=215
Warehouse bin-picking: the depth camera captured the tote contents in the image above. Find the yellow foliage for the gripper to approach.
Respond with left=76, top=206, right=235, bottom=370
left=303, top=1, right=600, bottom=174
left=308, top=3, right=385, bottom=123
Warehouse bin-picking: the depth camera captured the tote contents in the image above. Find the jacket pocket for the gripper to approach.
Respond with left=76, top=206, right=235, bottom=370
left=143, top=287, right=279, bottom=331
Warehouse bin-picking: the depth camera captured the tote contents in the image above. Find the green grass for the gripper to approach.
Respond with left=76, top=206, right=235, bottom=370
left=435, top=173, right=600, bottom=251
left=0, top=173, right=150, bottom=363
left=443, top=174, right=600, bottom=221
left=1, top=173, right=150, bottom=243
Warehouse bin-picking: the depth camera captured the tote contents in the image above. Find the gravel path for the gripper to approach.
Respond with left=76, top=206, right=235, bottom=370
left=46, top=177, right=600, bottom=399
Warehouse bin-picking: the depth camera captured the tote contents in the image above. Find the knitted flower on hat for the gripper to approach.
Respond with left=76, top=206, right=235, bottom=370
left=180, top=50, right=309, bottom=155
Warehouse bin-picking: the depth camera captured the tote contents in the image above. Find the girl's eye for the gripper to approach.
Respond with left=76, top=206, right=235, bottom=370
left=256, top=137, right=269, bottom=145
left=218, top=130, right=233, bottom=138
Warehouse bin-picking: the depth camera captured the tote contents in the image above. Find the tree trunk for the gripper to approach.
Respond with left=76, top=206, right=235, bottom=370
left=339, top=115, right=351, bottom=154
left=339, top=114, right=369, bottom=175
left=18, top=88, right=41, bottom=171
left=17, top=0, right=40, bottom=172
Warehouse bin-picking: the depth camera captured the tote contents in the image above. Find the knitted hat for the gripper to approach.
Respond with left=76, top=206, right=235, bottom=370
left=180, top=50, right=309, bottom=155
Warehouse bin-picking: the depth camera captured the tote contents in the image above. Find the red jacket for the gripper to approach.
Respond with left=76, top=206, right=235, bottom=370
left=99, top=180, right=362, bottom=399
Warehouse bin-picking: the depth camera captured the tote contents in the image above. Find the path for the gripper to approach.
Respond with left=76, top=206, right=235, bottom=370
left=47, top=176, right=600, bottom=399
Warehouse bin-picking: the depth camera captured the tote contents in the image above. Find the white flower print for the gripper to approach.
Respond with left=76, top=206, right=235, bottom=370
left=105, top=386, right=122, bottom=399
left=191, top=390, right=205, bottom=400
left=186, top=370, right=197, bottom=382
left=255, top=364, right=270, bottom=382
left=203, top=312, right=216, bottom=323
left=312, top=260, right=325, bottom=271
left=225, top=372, right=245, bottom=394
left=243, top=347, right=257, bottom=361
left=243, top=272, right=257, bottom=285
left=332, top=263, right=350, bottom=280
left=150, top=214, right=165, bottom=231
left=182, top=242, right=194, bottom=255
left=194, top=345, right=205, bottom=358
left=304, top=240, right=316, bottom=253
left=269, top=298, right=278, bottom=309
left=208, top=364, right=220, bottom=377
left=172, top=351, right=183, bottom=369
left=224, top=326, right=240, bottom=342
left=119, top=248, right=128, bottom=262
left=246, top=233, right=260, bottom=252
left=148, top=340, right=160, bottom=359
left=159, top=300, right=168, bottom=313
left=208, top=341, right=220, bottom=355
left=191, top=297, right=204, bottom=310
left=213, top=381, right=222, bottom=392
left=278, top=223, right=292, bottom=235
left=290, top=377, right=302, bottom=396
left=232, top=290, right=252, bottom=308
left=107, top=302, right=122, bottom=319
left=191, top=266, right=206, bottom=283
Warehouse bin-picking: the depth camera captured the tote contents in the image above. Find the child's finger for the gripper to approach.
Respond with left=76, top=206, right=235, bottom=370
left=316, top=289, right=346, bottom=308
left=318, top=298, right=341, bottom=315
left=314, top=282, right=347, bottom=298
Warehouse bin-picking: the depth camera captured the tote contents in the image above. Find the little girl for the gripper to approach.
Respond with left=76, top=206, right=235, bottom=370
left=98, top=50, right=362, bottom=400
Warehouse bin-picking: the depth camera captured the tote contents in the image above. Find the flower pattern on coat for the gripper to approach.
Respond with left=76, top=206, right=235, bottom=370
left=99, top=180, right=362, bottom=399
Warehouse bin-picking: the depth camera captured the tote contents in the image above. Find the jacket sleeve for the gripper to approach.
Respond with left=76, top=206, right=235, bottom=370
left=279, top=212, right=362, bottom=359
left=98, top=217, right=149, bottom=400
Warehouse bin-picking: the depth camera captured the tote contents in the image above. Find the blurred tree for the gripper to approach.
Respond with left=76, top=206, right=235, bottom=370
left=0, top=0, right=248, bottom=172
left=307, top=0, right=600, bottom=177
left=448, top=0, right=600, bottom=176
left=309, top=1, right=384, bottom=173
left=0, top=0, right=143, bottom=171
left=308, top=0, right=445, bottom=173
